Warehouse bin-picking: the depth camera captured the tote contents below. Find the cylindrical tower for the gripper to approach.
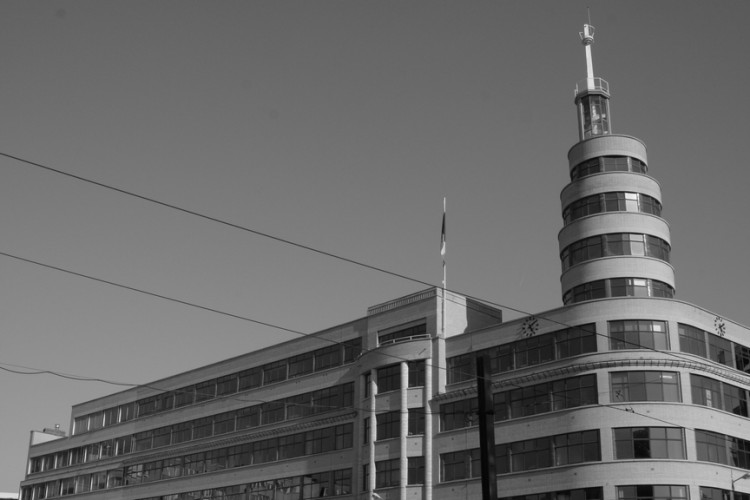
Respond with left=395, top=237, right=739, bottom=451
left=558, top=24, right=675, bottom=305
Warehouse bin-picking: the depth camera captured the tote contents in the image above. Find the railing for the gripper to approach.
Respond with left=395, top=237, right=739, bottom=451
left=575, top=77, right=610, bottom=96
left=378, top=334, right=431, bottom=347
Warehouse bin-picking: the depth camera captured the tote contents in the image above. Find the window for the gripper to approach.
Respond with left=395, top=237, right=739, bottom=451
left=216, top=374, right=238, bottom=396
left=696, top=429, right=729, bottom=464
left=174, top=386, right=195, bottom=408
left=172, top=422, right=192, bottom=444
left=262, top=360, right=287, bottom=385
left=408, top=457, right=425, bottom=484
left=613, top=427, right=685, bottom=459
left=501, top=487, right=603, bottom=500
left=691, top=374, right=722, bottom=409
left=709, top=334, right=732, bottom=366
left=611, top=372, right=680, bottom=402
left=251, top=438, right=278, bottom=464
left=408, top=360, right=425, bottom=387
left=678, top=324, right=707, bottom=357
left=441, top=398, right=478, bottom=431
left=610, top=320, right=668, bottom=350
left=314, top=345, right=342, bottom=371
left=564, top=280, right=606, bottom=304
left=441, top=449, right=481, bottom=482
left=617, top=485, right=688, bottom=500
left=515, top=334, right=555, bottom=368
left=409, top=408, right=425, bottom=435
left=279, top=433, right=306, bottom=459
left=691, top=375, right=748, bottom=416
left=377, top=411, right=400, bottom=440
left=261, top=401, right=285, bottom=425
left=194, top=380, right=216, bottom=403
left=192, top=417, right=213, bottom=440
left=214, top=412, right=236, bottom=435
left=375, top=458, right=400, bottom=488
left=237, top=406, right=260, bottom=430
left=735, top=344, right=750, bottom=374
left=379, top=323, right=427, bottom=345
left=563, top=192, right=662, bottom=225
left=700, top=488, right=732, bottom=500
left=553, top=430, right=601, bottom=465
left=333, top=469, right=352, bottom=496
left=557, top=324, right=597, bottom=358
left=238, top=367, right=262, bottom=391
left=377, top=364, right=401, bottom=393
left=289, top=352, right=314, bottom=378
left=152, top=426, right=172, bottom=448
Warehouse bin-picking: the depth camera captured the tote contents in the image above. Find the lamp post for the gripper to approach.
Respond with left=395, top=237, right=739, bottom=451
left=731, top=471, right=750, bottom=500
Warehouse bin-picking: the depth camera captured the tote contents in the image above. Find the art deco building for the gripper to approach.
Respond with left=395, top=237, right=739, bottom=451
left=20, top=24, right=750, bottom=500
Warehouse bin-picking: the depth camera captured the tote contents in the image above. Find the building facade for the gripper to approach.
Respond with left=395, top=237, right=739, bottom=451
left=20, top=24, right=750, bottom=500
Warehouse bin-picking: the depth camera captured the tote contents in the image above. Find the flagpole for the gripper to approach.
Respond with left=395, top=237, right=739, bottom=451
left=441, top=197, right=446, bottom=336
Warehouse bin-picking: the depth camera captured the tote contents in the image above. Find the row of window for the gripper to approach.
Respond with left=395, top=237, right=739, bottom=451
left=22, top=468, right=352, bottom=500
left=441, top=374, right=597, bottom=431
left=362, top=457, right=425, bottom=489
left=362, top=408, right=425, bottom=442
left=443, top=369, right=750, bottom=433
left=24, top=424, right=352, bottom=499
left=378, top=323, right=428, bottom=345
left=441, top=429, right=601, bottom=482
left=29, top=383, right=353, bottom=475
left=363, top=360, right=425, bottom=397
left=442, top=425, right=750, bottom=483
left=570, top=155, right=648, bottom=181
left=560, top=233, right=671, bottom=271
left=503, top=485, right=748, bottom=500
left=73, top=338, right=362, bottom=435
left=447, top=324, right=596, bottom=384
left=563, top=192, right=662, bottom=225
left=563, top=278, right=674, bottom=304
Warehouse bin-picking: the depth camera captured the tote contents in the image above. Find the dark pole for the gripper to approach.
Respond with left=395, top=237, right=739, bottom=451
left=476, top=354, right=497, bottom=500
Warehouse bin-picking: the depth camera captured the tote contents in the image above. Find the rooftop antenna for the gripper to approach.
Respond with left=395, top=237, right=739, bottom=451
left=580, top=8, right=596, bottom=89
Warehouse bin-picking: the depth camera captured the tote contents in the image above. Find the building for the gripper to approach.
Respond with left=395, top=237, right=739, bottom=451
left=19, top=23, right=750, bottom=500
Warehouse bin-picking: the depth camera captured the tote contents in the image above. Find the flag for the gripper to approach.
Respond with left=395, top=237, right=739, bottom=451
left=440, top=198, right=446, bottom=258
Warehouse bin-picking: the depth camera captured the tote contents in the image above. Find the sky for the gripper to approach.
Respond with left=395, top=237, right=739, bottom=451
left=1, top=0, right=749, bottom=492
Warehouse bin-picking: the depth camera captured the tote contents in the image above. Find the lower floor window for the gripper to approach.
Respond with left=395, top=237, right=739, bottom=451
left=617, top=485, right=688, bottom=500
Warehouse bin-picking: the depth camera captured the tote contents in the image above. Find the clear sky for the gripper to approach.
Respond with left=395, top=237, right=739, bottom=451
left=1, top=0, right=749, bottom=492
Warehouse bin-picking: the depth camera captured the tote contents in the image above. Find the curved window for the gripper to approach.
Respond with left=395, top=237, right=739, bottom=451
left=563, top=278, right=674, bottom=305
left=563, top=192, right=662, bottom=225
left=571, top=156, right=648, bottom=180
left=561, top=233, right=671, bottom=271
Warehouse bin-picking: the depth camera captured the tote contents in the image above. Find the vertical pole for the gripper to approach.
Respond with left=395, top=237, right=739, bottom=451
left=476, top=354, right=497, bottom=500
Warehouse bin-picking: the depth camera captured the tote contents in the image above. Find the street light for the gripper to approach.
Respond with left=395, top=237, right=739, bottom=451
left=731, top=471, right=750, bottom=500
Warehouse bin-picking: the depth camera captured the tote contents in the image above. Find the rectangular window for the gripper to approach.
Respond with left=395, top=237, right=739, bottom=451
left=238, top=367, right=262, bottom=391
left=700, top=487, right=732, bottom=500
left=377, top=364, right=401, bottom=393
left=333, top=469, right=352, bottom=496
left=447, top=353, right=474, bottom=384
left=261, top=401, right=286, bottom=425
left=379, top=323, right=427, bottom=345
left=375, top=458, right=400, bottom=488
left=152, top=426, right=172, bottom=448
left=709, top=334, right=732, bottom=366
left=408, top=408, right=425, bottom=435
left=696, top=429, right=730, bottom=464
left=174, top=386, right=195, bottom=408
left=279, top=433, right=306, bottom=460
left=343, top=338, right=362, bottom=363
left=408, top=457, right=425, bottom=485
left=195, top=380, right=216, bottom=403
left=262, top=360, right=287, bottom=385
left=613, top=427, right=685, bottom=459
left=251, top=438, right=278, bottom=464
left=611, top=371, right=681, bottom=402
left=193, top=417, right=213, bottom=440
left=237, top=406, right=260, bottom=430
left=441, top=398, right=478, bottom=431
left=678, top=323, right=707, bottom=357
left=214, top=412, right=236, bottom=435
left=408, top=360, right=426, bottom=387
left=288, top=352, right=314, bottom=378
left=286, top=392, right=313, bottom=419
left=314, top=345, right=342, bottom=371
left=172, top=422, right=193, bottom=444
left=617, top=485, right=689, bottom=500
left=553, top=430, right=601, bottom=465
left=377, top=410, right=401, bottom=440
left=216, top=374, right=238, bottom=396
left=610, top=320, right=668, bottom=350
left=514, top=334, right=555, bottom=368
left=303, top=472, right=329, bottom=499
left=691, top=374, right=722, bottom=409
left=556, top=324, right=597, bottom=358
left=441, top=449, right=480, bottom=482
left=735, top=344, right=750, bottom=374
